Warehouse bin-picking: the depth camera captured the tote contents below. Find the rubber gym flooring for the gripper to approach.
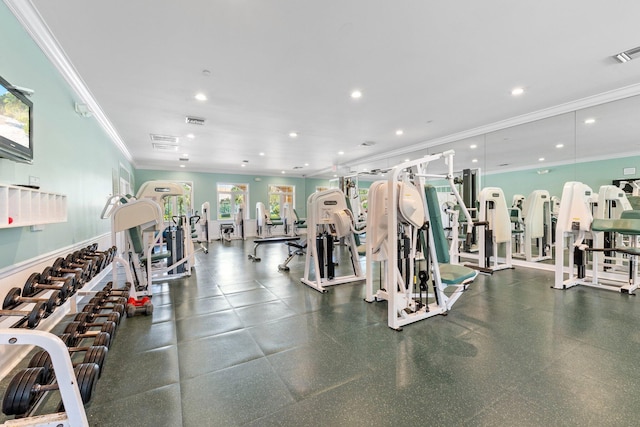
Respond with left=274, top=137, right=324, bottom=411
left=5, top=239, right=640, bottom=426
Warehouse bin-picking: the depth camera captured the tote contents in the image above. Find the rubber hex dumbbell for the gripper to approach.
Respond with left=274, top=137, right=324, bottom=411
left=0, top=301, right=46, bottom=329
left=41, top=267, right=78, bottom=294
left=64, top=254, right=96, bottom=280
left=22, top=273, right=72, bottom=301
left=51, top=257, right=89, bottom=286
left=1, top=364, right=99, bottom=416
left=3, top=287, right=62, bottom=316
left=28, top=344, right=108, bottom=382
left=64, top=321, right=117, bottom=347
left=74, top=310, right=121, bottom=327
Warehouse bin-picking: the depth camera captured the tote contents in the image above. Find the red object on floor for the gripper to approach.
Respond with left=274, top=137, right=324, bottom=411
left=128, top=296, right=151, bottom=307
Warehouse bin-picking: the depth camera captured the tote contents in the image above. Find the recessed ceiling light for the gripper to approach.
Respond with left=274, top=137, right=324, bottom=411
left=338, top=151, right=345, bottom=155
left=241, top=164, right=246, bottom=167
left=538, top=157, right=545, bottom=161
left=333, top=174, right=338, bottom=177
left=556, top=143, right=564, bottom=148
left=179, top=164, right=186, bottom=168
left=396, top=129, right=404, bottom=136
left=195, top=93, right=207, bottom=101
left=404, top=158, right=410, bottom=162
left=350, top=90, right=362, bottom=99
left=183, top=153, right=189, bottom=157
left=304, top=163, right=309, bottom=166
left=470, top=144, right=477, bottom=149
left=289, top=132, right=298, bottom=138
left=584, top=118, right=596, bottom=124
left=363, top=168, right=368, bottom=172
left=186, top=133, right=195, bottom=139
left=281, top=170, right=286, bottom=174
left=511, top=87, right=525, bottom=96
left=259, top=152, right=265, bottom=156
left=472, top=158, right=478, bottom=163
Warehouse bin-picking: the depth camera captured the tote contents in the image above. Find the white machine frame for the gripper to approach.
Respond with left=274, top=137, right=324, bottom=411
left=554, top=181, right=640, bottom=294
left=0, top=329, right=88, bottom=427
left=516, top=190, right=552, bottom=262
left=477, top=187, right=513, bottom=272
left=301, top=188, right=364, bottom=292
left=365, top=151, right=477, bottom=330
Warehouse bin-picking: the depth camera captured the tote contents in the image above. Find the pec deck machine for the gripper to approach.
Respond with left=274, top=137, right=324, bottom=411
left=365, top=151, right=478, bottom=330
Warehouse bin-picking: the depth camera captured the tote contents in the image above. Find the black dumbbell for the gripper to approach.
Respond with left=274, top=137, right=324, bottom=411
left=64, top=253, right=97, bottom=280
left=28, top=344, right=108, bottom=381
left=51, top=257, right=89, bottom=285
left=88, top=296, right=127, bottom=311
left=82, top=302, right=125, bottom=321
left=41, top=267, right=78, bottom=293
left=76, top=250, right=107, bottom=273
left=103, top=281, right=131, bottom=292
left=22, top=273, right=72, bottom=300
left=84, top=245, right=117, bottom=264
left=95, top=289, right=130, bottom=300
left=59, top=331, right=110, bottom=349
left=0, top=301, right=46, bottom=329
left=1, top=364, right=99, bottom=416
left=63, top=321, right=116, bottom=347
left=74, top=311, right=121, bottom=327
left=3, top=287, right=61, bottom=316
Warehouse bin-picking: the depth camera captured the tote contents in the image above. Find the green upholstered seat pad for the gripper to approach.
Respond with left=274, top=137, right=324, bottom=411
left=439, top=264, right=477, bottom=285
left=592, top=218, right=640, bottom=235
left=621, top=210, right=640, bottom=220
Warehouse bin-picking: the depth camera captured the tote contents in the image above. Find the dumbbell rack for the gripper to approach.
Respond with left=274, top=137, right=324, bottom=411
left=0, top=260, right=113, bottom=381
left=0, top=329, right=88, bottom=427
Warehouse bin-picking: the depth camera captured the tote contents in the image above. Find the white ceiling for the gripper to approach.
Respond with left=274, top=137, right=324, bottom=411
left=17, top=0, right=640, bottom=177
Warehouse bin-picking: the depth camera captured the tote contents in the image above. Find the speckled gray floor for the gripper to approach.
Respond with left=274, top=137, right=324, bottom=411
left=5, top=239, right=640, bottom=426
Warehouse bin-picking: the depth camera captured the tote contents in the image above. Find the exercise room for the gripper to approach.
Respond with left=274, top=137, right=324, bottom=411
left=2, top=1, right=640, bottom=426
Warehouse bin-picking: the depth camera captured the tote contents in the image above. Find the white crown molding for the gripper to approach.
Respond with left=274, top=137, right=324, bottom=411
left=3, top=0, right=134, bottom=164
left=330, top=82, right=640, bottom=174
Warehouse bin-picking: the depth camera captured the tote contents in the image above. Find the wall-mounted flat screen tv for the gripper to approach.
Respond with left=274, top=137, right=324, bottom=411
left=0, top=75, right=33, bottom=163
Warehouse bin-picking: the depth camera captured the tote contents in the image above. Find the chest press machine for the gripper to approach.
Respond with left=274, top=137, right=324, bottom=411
left=365, top=151, right=478, bottom=330
left=554, top=181, right=640, bottom=294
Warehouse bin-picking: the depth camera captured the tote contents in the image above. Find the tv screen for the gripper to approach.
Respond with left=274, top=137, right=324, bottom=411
left=0, top=75, right=33, bottom=163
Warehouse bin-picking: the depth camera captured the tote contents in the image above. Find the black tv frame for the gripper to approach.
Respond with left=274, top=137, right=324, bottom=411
left=0, top=74, right=33, bottom=163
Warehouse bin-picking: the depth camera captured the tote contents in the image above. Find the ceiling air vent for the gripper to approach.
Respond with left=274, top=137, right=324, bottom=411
left=179, top=157, right=189, bottom=162
left=150, top=134, right=179, bottom=143
left=360, top=141, right=376, bottom=147
left=186, top=116, right=205, bottom=125
left=614, top=46, right=640, bottom=63
left=152, top=143, right=179, bottom=151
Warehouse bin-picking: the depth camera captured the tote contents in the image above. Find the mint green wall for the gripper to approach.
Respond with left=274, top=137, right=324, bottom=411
left=0, top=4, right=133, bottom=269
left=134, top=169, right=331, bottom=219
left=484, top=156, right=638, bottom=201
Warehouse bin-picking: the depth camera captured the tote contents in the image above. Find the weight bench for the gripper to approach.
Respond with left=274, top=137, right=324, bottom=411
left=247, top=236, right=301, bottom=262
left=278, top=239, right=307, bottom=271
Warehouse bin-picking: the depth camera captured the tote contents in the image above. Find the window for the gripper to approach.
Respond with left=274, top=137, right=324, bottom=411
left=358, top=188, right=369, bottom=212
left=268, top=185, right=294, bottom=219
left=217, top=183, right=248, bottom=220
left=164, top=182, right=193, bottom=221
